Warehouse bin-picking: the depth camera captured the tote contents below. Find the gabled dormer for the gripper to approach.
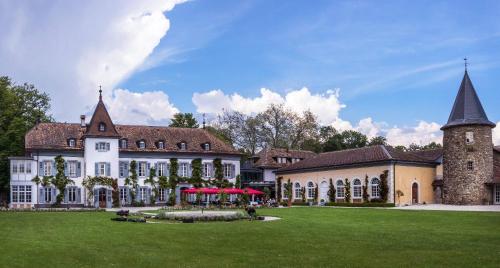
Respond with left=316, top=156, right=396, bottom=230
left=83, top=89, right=120, bottom=138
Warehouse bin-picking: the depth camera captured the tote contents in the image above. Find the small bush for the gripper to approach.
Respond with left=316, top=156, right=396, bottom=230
left=291, top=201, right=308, bottom=206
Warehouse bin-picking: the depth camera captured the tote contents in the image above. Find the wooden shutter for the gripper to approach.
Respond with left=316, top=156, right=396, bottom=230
left=64, top=162, right=68, bottom=176
left=105, top=163, right=110, bottom=176
left=126, top=187, right=131, bottom=204
left=39, top=162, right=43, bottom=176
left=77, top=162, right=81, bottom=177
left=51, top=188, right=56, bottom=204
left=124, top=162, right=129, bottom=177
left=51, top=161, right=56, bottom=176
left=64, top=188, right=69, bottom=203
left=93, top=189, right=99, bottom=208
left=231, top=164, right=236, bottom=178
left=146, top=188, right=151, bottom=204
left=39, top=188, right=44, bottom=204
left=106, top=143, right=110, bottom=151
left=95, top=163, right=98, bottom=176
left=77, top=188, right=81, bottom=203
left=188, top=163, right=192, bottom=177
left=95, top=143, right=99, bottom=150
left=146, top=162, right=151, bottom=177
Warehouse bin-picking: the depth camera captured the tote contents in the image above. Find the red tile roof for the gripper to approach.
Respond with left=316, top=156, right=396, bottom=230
left=25, top=123, right=240, bottom=155
left=252, top=148, right=317, bottom=168
left=276, top=145, right=440, bottom=174
left=83, top=98, right=120, bottom=138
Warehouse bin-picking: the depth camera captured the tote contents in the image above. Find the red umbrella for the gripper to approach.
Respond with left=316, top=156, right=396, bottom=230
left=243, top=187, right=264, bottom=195
left=182, top=188, right=219, bottom=194
left=223, top=188, right=244, bottom=194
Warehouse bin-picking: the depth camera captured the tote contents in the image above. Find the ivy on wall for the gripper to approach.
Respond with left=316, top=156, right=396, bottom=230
left=362, top=175, right=370, bottom=202
left=191, top=158, right=202, bottom=188
left=125, top=160, right=138, bottom=201
left=144, top=167, right=157, bottom=205
left=82, top=176, right=118, bottom=207
left=301, top=186, right=306, bottom=203
left=276, top=176, right=283, bottom=202
left=327, top=179, right=336, bottom=203
left=168, top=158, right=178, bottom=206
left=344, top=178, right=351, bottom=203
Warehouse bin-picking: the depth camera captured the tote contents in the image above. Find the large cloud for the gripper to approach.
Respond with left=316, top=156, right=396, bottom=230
left=192, top=87, right=444, bottom=146
left=0, top=0, right=184, bottom=122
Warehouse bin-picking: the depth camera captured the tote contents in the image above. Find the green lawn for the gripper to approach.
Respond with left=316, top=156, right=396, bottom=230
left=1, top=208, right=499, bottom=267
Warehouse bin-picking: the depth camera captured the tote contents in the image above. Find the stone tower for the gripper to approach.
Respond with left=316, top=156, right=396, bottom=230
left=441, top=70, right=496, bottom=205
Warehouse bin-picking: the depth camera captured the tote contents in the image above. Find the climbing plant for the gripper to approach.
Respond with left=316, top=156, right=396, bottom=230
left=213, top=158, right=224, bottom=188
left=235, top=174, right=241, bottom=189
left=81, top=176, right=118, bottom=207
left=284, top=179, right=293, bottom=207
left=276, top=176, right=283, bottom=202
left=52, top=155, right=74, bottom=205
left=327, top=179, right=336, bottom=203
left=344, top=178, right=351, bottom=203
left=314, top=183, right=319, bottom=202
left=168, top=158, right=178, bottom=206
left=301, top=186, right=306, bottom=203
left=144, top=167, right=157, bottom=205
left=380, top=170, right=389, bottom=202
left=362, top=175, right=370, bottom=202
left=125, top=160, right=138, bottom=201
left=191, top=158, right=202, bottom=188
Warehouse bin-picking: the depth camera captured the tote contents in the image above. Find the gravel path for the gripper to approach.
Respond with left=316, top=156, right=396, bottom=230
left=391, top=204, right=500, bottom=212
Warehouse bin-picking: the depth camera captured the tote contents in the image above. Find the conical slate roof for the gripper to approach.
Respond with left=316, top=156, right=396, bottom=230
left=83, top=92, right=120, bottom=138
left=441, top=71, right=495, bottom=130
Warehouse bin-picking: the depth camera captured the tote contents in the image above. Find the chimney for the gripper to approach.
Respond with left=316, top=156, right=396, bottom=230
left=80, top=115, right=86, bottom=127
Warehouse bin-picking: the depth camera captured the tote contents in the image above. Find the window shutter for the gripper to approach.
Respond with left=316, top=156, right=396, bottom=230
left=64, top=188, right=69, bottom=203
left=231, top=164, right=235, bottom=178
left=51, top=188, right=56, bottom=204
left=154, top=163, right=158, bottom=174
left=39, top=188, right=44, bottom=204
left=77, top=162, right=81, bottom=177
left=77, top=188, right=81, bottom=203
left=64, top=162, right=68, bottom=176
left=126, top=187, right=131, bottom=204
left=95, top=163, right=98, bottom=176
left=146, top=188, right=151, bottom=204
left=39, top=162, right=43, bottom=176
left=124, top=162, right=129, bottom=177
left=93, top=189, right=98, bottom=208
left=107, top=189, right=112, bottom=204
left=146, top=162, right=151, bottom=177
left=51, top=161, right=56, bottom=176
left=177, top=165, right=181, bottom=177
left=95, top=143, right=99, bottom=150
left=136, top=186, right=140, bottom=202
left=106, top=143, right=110, bottom=151
left=105, top=163, right=110, bottom=176
left=166, top=163, right=170, bottom=176
left=188, top=164, right=192, bottom=177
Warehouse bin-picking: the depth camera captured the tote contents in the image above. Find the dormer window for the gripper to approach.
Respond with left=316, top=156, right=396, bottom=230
left=466, top=132, right=474, bottom=145
left=98, top=122, right=106, bottom=132
left=180, top=142, right=187, bottom=150
left=204, top=143, right=210, bottom=151
left=120, top=139, right=128, bottom=149
left=68, top=138, right=76, bottom=147
left=157, top=141, right=165, bottom=149
left=138, top=140, right=146, bottom=149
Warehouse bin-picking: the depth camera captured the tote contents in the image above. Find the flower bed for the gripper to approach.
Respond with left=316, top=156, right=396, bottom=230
left=156, top=210, right=248, bottom=222
left=325, top=202, right=395, bottom=207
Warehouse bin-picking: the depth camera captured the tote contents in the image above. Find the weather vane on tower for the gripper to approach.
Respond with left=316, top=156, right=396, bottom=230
left=464, top=57, right=468, bottom=71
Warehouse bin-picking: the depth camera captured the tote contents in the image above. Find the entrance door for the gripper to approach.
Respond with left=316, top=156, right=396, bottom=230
left=98, top=188, right=107, bottom=208
left=412, top=183, right=419, bottom=204
left=320, top=181, right=329, bottom=202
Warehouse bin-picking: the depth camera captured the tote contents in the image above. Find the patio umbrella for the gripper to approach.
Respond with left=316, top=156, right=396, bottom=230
left=243, top=187, right=264, bottom=195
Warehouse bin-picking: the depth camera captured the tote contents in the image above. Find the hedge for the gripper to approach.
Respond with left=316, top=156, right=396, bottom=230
left=325, top=202, right=395, bottom=207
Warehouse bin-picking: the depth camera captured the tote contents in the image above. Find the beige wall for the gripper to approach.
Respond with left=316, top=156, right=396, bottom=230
left=394, top=165, right=436, bottom=206
left=278, top=164, right=393, bottom=203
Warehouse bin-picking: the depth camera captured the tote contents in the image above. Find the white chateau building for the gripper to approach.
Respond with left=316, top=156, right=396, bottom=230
left=9, top=91, right=241, bottom=208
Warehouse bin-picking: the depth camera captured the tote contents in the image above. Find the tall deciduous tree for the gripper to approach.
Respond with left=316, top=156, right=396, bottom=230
left=169, top=113, right=199, bottom=128
left=0, top=77, right=52, bottom=202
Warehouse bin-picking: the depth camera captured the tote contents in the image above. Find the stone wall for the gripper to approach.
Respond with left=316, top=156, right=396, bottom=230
left=442, top=125, right=494, bottom=204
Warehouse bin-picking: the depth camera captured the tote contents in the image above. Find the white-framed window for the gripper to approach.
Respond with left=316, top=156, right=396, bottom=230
left=119, top=188, right=127, bottom=203
left=202, top=163, right=211, bottom=178
left=96, top=142, right=109, bottom=152
left=371, top=178, right=380, bottom=198
left=138, top=162, right=147, bottom=177
left=98, top=122, right=106, bottom=132
left=294, top=182, right=301, bottom=199
left=157, top=163, right=165, bottom=177
left=140, top=188, right=147, bottom=202
left=68, top=161, right=77, bottom=177
left=159, top=188, right=166, bottom=202
left=307, top=181, right=315, bottom=199
left=43, top=161, right=52, bottom=176
left=158, top=141, right=165, bottom=149
left=119, top=162, right=128, bottom=178
left=467, top=161, right=474, bottom=171
left=26, top=162, right=31, bottom=174
left=139, top=140, right=146, bottom=149
left=336, top=180, right=345, bottom=198
left=19, top=162, right=25, bottom=173
left=223, top=164, right=233, bottom=178
left=44, top=187, right=52, bottom=203
left=204, top=143, right=210, bottom=151
left=68, top=139, right=76, bottom=147
left=98, top=162, right=106, bottom=176
left=180, top=142, right=187, bottom=150
left=180, top=163, right=188, bottom=177
left=466, top=132, right=474, bottom=144
left=12, top=163, right=17, bottom=174
left=120, top=139, right=128, bottom=149
left=12, top=185, right=32, bottom=203
left=67, top=187, right=76, bottom=203
left=353, top=179, right=362, bottom=198
left=282, top=183, right=288, bottom=199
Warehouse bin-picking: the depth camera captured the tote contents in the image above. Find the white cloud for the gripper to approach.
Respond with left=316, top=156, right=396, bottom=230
left=105, top=89, right=179, bottom=125
left=193, top=87, right=444, bottom=146
left=493, top=122, right=500, bottom=146
left=0, top=0, right=184, bottom=122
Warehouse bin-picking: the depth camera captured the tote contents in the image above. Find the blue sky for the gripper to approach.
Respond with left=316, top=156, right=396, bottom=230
left=0, top=0, right=499, bottom=145
left=121, top=0, right=500, bottom=126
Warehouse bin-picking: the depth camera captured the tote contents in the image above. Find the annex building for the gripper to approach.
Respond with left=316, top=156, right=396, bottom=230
left=9, top=92, right=241, bottom=208
left=276, top=70, right=500, bottom=205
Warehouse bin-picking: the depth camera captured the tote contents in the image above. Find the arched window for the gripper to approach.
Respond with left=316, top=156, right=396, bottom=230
left=336, top=180, right=345, bottom=198
left=294, top=182, right=301, bottom=200
left=352, top=179, right=362, bottom=198
left=307, top=181, right=315, bottom=199
left=98, top=122, right=106, bottom=132
left=371, top=178, right=380, bottom=198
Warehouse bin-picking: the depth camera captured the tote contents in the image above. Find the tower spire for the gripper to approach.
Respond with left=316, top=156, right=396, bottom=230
left=464, top=57, right=468, bottom=71
left=99, top=85, right=102, bottom=101
left=202, top=113, right=206, bottom=129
